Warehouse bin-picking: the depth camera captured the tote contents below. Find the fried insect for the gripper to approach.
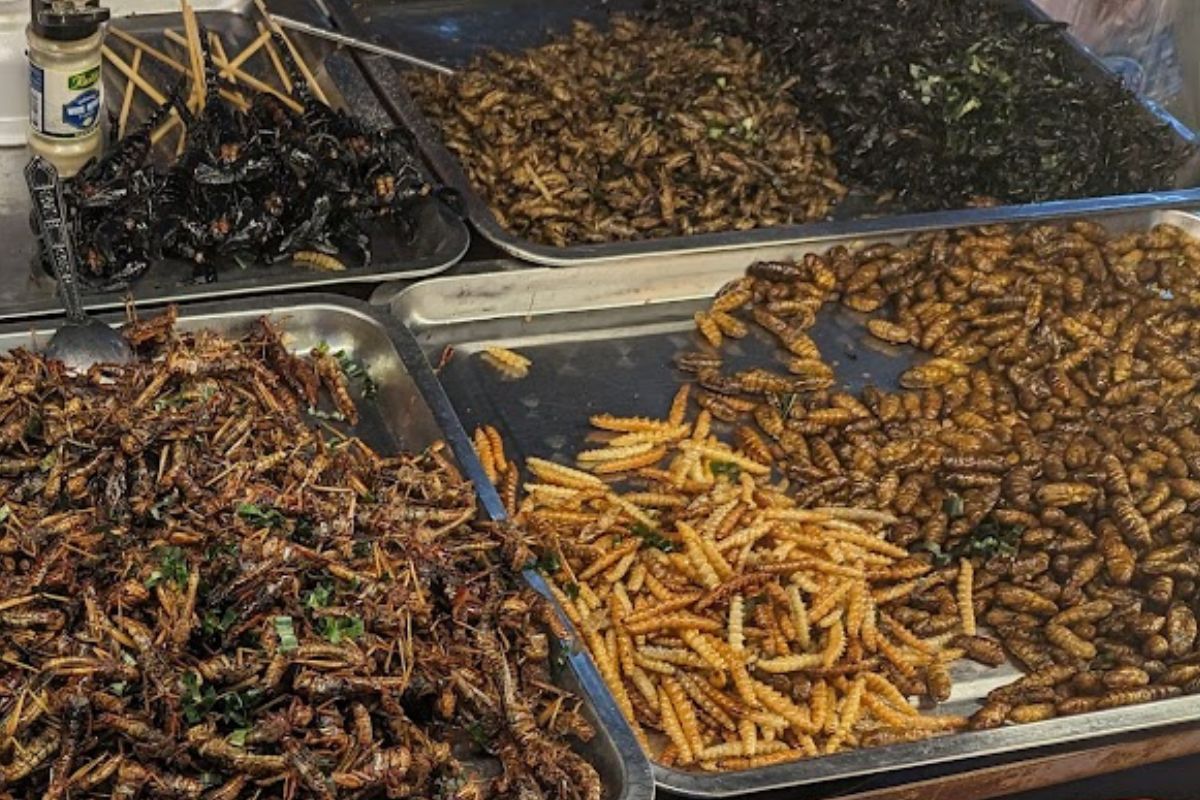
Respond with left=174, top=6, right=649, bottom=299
left=0, top=311, right=598, bottom=800
left=409, top=16, right=846, bottom=247
left=483, top=346, right=533, bottom=379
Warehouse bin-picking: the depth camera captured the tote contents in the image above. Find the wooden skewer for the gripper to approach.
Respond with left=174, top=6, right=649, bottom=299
left=253, top=0, right=327, bottom=105
left=208, top=31, right=248, bottom=108
left=215, top=28, right=271, bottom=84
left=257, top=21, right=292, bottom=92
left=103, top=45, right=171, bottom=107
left=108, top=26, right=187, bottom=74
left=111, top=32, right=251, bottom=113
left=117, top=48, right=143, bottom=138
left=179, top=0, right=206, bottom=106
left=206, top=51, right=302, bottom=112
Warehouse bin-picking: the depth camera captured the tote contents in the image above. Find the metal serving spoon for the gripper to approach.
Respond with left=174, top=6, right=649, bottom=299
left=26, top=157, right=133, bottom=371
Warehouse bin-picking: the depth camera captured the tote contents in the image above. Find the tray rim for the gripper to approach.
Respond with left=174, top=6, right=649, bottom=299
left=327, top=0, right=1200, bottom=268
left=386, top=207, right=1200, bottom=797
left=7, top=4, right=472, bottom=322
left=0, top=292, right=655, bottom=800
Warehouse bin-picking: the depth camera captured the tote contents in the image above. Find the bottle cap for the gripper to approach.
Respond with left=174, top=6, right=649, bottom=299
left=30, top=0, right=110, bottom=41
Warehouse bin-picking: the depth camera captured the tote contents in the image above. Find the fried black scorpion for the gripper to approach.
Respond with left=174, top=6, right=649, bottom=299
left=0, top=310, right=601, bottom=800
left=60, top=28, right=434, bottom=290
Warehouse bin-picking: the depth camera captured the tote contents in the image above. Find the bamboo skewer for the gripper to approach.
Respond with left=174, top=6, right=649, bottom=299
left=162, top=29, right=260, bottom=113
left=117, top=48, right=143, bottom=138
left=164, top=28, right=302, bottom=113
left=179, top=0, right=206, bottom=107
left=103, top=45, right=185, bottom=145
left=108, top=26, right=187, bottom=74
left=109, top=27, right=247, bottom=110
left=103, top=45, right=173, bottom=110
left=257, top=21, right=292, bottom=92
left=214, top=28, right=271, bottom=85
left=253, top=0, right=327, bottom=105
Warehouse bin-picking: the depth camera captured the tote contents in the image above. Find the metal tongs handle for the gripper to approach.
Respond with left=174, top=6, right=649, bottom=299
left=26, top=157, right=86, bottom=324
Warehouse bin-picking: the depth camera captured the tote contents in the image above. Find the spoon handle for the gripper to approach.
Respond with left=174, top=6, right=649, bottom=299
left=26, top=157, right=87, bottom=324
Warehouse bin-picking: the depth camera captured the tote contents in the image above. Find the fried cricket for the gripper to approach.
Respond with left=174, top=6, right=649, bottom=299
left=0, top=311, right=600, bottom=800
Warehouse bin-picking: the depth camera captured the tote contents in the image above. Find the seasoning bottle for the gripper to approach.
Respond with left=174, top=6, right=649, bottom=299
left=27, top=0, right=110, bottom=177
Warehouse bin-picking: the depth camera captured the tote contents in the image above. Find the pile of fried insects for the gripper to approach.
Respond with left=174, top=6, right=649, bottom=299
left=409, top=16, right=845, bottom=247
left=480, top=219, right=1200, bottom=771
left=66, top=17, right=434, bottom=290
left=0, top=310, right=600, bottom=800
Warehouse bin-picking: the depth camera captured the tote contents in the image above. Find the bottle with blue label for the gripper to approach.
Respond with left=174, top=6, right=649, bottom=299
left=27, top=0, right=110, bottom=177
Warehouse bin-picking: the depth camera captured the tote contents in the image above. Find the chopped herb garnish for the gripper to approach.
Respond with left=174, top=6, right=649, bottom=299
left=334, top=349, right=379, bottom=399
left=320, top=615, right=364, bottom=645
left=633, top=524, right=675, bottom=552
left=181, top=671, right=217, bottom=724
left=202, top=607, right=238, bottom=636
left=146, top=546, right=188, bottom=588
left=526, top=553, right=561, bottom=575
left=564, top=582, right=580, bottom=600
left=227, top=728, right=248, bottom=747
left=304, top=583, right=334, bottom=610
left=710, top=460, right=740, bottom=479
left=274, top=615, right=299, bottom=652
left=236, top=503, right=286, bottom=529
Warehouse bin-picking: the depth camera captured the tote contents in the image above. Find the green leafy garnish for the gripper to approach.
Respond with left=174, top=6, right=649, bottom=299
left=304, top=583, right=334, bottom=610
left=564, top=582, right=580, bottom=600
left=0, top=505, right=12, bottom=524
left=274, top=616, right=299, bottom=653
left=202, top=607, right=237, bottom=636
left=632, top=522, right=675, bottom=552
left=227, top=729, right=249, bottom=747
left=320, top=616, right=364, bottom=645
left=952, top=516, right=1023, bottom=561
left=526, top=553, right=561, bottom=575
left=334, top=349, right=378, bottom=399
left=236, top=503, right=286, bottom=529
left=146, top=546, right=188, bottom=588
left=710, top=461, right=740, bottom=479
left=181, top=671, right=217, bottom=724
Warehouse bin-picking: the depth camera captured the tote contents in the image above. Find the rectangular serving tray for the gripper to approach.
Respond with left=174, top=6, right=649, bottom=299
left=327, top=0, right=1200, bottom=267
left=0, top=293, right=653, bottom=800
left=387, top=208, right=1200, bottom=797
left=0, top=0, right=468, bottom=321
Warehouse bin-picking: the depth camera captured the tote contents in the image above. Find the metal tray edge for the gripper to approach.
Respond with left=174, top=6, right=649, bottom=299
left=385, top=208, right=1200, bottom=797
left=355, top=297, right=659, bottom=800
left=326, top=0, right=1200, bottom=268
left=0, top=293, right=654, bottom=800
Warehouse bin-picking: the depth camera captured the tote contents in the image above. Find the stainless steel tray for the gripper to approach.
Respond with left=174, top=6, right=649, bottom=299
left=0, top=0, right=468, bottom=321
left=0, top=293, right=653, bottom=800
left=328, top=0, right=1200, bottom=267
left=387, top=208, right=1200, bottom=797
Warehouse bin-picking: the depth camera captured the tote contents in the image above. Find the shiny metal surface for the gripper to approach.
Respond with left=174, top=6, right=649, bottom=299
left=269, top=13, right=456, bottom=74
left=0, top=293, right=654, bottom=800
left=329, top=0, right=1200, bottom=267
left=389, top=208, right=1200, bottom=797
left=0, top=0, right=468, bottom=321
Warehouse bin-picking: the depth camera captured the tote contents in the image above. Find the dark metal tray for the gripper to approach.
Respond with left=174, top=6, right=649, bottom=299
left=386, top=208, right=1200, bottom=797
left=0, top=0, right=468, bottom=321
left=327, top=0, right=1200, bottom=267
left=0, top=293, right=653, bottom=800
